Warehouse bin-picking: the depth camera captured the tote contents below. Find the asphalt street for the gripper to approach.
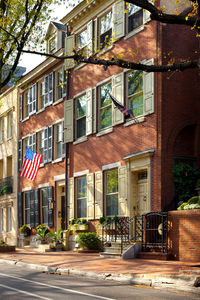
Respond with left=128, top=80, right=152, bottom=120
left=0, top=264, right=199, bottom=300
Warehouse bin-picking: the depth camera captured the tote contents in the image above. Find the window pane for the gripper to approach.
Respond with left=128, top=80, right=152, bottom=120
left=77, top=29, right=87, bottom=50
left=128, top=3, right=140, bottom=16
left=42, top=189, right=48, bottom=206
left=77, top=199, right=87, bottom=218
left=42, top=207, right=48, bottom=224
left=100, top=82, right=112, bottom=107
left=77, top=95, right=87, bottom=118
left=106, top=170, right=118, bottom=194
left=128, top=70, right=143, bottom=96
left=77, top=177, right=87, bottom=198
left=106, top=194, right=118, bottom=216
left=129, top=94, right=143, bottom=117
left=77, top=117, right=86, bottom=139
left=100, top=106, right=112, bottom=129
left=128, top=8, right=143, bottom=32
left=100, top=11, right=112, bottom=34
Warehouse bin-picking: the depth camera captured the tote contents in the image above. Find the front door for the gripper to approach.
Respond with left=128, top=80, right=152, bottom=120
left=137, top=171, right=148, bottom=215
left=56, top=185, right=65, bottom=231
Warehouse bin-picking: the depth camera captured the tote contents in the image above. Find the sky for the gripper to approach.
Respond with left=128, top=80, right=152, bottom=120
left=19, top=2, right=78, bottom=74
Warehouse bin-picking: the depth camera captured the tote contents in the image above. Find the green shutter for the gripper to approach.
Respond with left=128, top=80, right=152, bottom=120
left=30, top=190, right=35, bottom=227
left=34, top=189, right=40, bottom=227
left=86, top=88, right=93, bottom=136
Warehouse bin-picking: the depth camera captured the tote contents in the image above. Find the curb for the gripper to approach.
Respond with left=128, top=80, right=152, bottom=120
left=0, top=259, right=199, bottom=295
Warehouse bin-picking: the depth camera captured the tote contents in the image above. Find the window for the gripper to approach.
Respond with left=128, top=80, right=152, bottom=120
left=127, top=3, right=143, bottom=33
left=38, top=79, right=45, bottom=110
left=23, top=90, right=29, bottom=119
left=76, top=94, right=87, bottom=139
left=22, top=137, right=29, bottom=159
left=37, top=131, right=44, bottom=163
left=49, top=36, right=56, bottom=53
left=7, top=206, right=12, bottom=232
left=28, top=134, right=36, bottom=152
left=105, top=169, right=118, bottom=216
left=54, top=122, right=64, bottom=159
left=43, top=126, right=53, bottom=163
left=77, top=28, right=88, bottom=53
left=44, top=72, right=54, bottom=107
left=29, top=84, right=37, bottom=116
left=99, top=81, right=112, bottom=130
left=76, top=176, right=87, bottom=218
left=24, top=192, right=30, bottom=225
left=0, top=207, right=3, bottom=232
left=127, top=70, right=143, bottom=117
left=0, top=117, right=4, bottom=142
left=41, top=188, right=48, bottom=225
left=7, top=111, right=13, bottom=139
left=99, top=11, right=112, bottom=50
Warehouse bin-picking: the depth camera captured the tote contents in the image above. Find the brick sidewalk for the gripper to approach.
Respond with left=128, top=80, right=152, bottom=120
left=0, top=248, right=200, bottom=276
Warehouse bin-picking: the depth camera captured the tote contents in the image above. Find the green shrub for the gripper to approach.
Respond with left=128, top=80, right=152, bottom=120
left=76, top=232, right=101, bottom=250
left=177, top=196, right=200, bottom=210
left=99, top=217, right=105, bottom=224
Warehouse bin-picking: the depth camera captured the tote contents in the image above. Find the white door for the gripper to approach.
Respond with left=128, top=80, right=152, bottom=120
left=137, top=172, right=148, bottom=215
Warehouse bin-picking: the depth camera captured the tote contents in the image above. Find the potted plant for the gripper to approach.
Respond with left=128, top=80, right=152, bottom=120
left=79, top=219, right=88, bottom=230
left=19, top=224, right=31, bottom=237
left=76, top=232, right=102, bottom=252
left=46, top=229, right=64, bottom=250
left=35, top=225, right=49, bottom=244
left=0, top=241, right=15, bottom=252
left=3, top=185, right=12, bottom=194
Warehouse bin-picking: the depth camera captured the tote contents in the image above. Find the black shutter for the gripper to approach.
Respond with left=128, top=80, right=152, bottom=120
left=18, top=192, right=23, bottom=228
left=30, top=190, right=35, bottom=227
left=48, top=186, right=54, bottom=228
left=34, top=189, right=40, bottom=227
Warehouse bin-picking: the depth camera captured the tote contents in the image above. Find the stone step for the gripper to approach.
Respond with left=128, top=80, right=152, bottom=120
left=100, top=252, right=122, bottom=258
left=104, top=247, right=121, bottom=254
left=137, top=252, right=169, bottom=260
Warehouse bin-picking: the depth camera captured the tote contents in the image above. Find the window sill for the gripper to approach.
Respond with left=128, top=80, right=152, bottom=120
left=36, top=108, right=45, bottom=114
left=52, top=157, right=63, bottom=164
left=124, top=26, right=145, bottom=41
left=96, top=45, right=114, bottom=57
left=96, top=127, right=113, bottom=137
left=22, top=116, right=29, bottom=122
left=53, top=98, right=64, bottom=106
left=39, top=163, right=45, bottom=168
left=73, top=136, right=88, bottom=145
left=124, top=116, right=146, bottom=127
left=7, top=137, right=13, bottom=141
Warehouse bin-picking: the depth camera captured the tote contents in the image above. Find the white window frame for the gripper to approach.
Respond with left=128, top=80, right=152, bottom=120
left=104, top=168, right=119, bottom=217
left=28, top=84, right=37, bottom=116
left=76, top=176, right=87, bottom=219
left=127, top=69, right=144, bottom=118
left=98, top=80, right=112, bottom=131
left=126, top=3, right=143, bottom=35
left=76, top=93, right=87, bottom=139
left=54, top=122, right=64, bottom=159
left=99, top=10, right=113, bottom=50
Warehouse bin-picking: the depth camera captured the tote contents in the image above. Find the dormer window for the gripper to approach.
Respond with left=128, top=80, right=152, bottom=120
left=49, top=36, right=56, bottom=53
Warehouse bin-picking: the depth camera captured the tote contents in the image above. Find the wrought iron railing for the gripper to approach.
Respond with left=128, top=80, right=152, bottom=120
left=0, top=176, right=13, bottom=195
left=101, top=212, right=168, bottom=254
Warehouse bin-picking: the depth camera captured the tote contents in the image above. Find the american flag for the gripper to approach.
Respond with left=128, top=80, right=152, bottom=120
left=19, top=147, right=42, bottom=181
left=109, top=93, right=136, bottom=120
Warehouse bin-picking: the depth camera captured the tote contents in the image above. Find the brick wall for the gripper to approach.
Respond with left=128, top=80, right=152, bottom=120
left=168, top=210, right=200, bottom=262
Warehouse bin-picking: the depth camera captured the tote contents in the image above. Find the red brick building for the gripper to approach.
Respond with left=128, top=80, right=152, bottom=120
left=18, top=0, right=200, bottom=234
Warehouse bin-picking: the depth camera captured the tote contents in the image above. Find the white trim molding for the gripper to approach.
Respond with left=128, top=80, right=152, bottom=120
left=102, top=162, right=121, bottom=171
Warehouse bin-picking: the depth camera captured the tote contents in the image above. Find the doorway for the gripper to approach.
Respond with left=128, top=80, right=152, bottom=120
left=56, top=184, right=65, bottom=231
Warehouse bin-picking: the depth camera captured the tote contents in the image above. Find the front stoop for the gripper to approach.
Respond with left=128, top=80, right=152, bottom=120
left=137, top=252, right=170, bottom=260
left=101, top=241, right=135, bottom=258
